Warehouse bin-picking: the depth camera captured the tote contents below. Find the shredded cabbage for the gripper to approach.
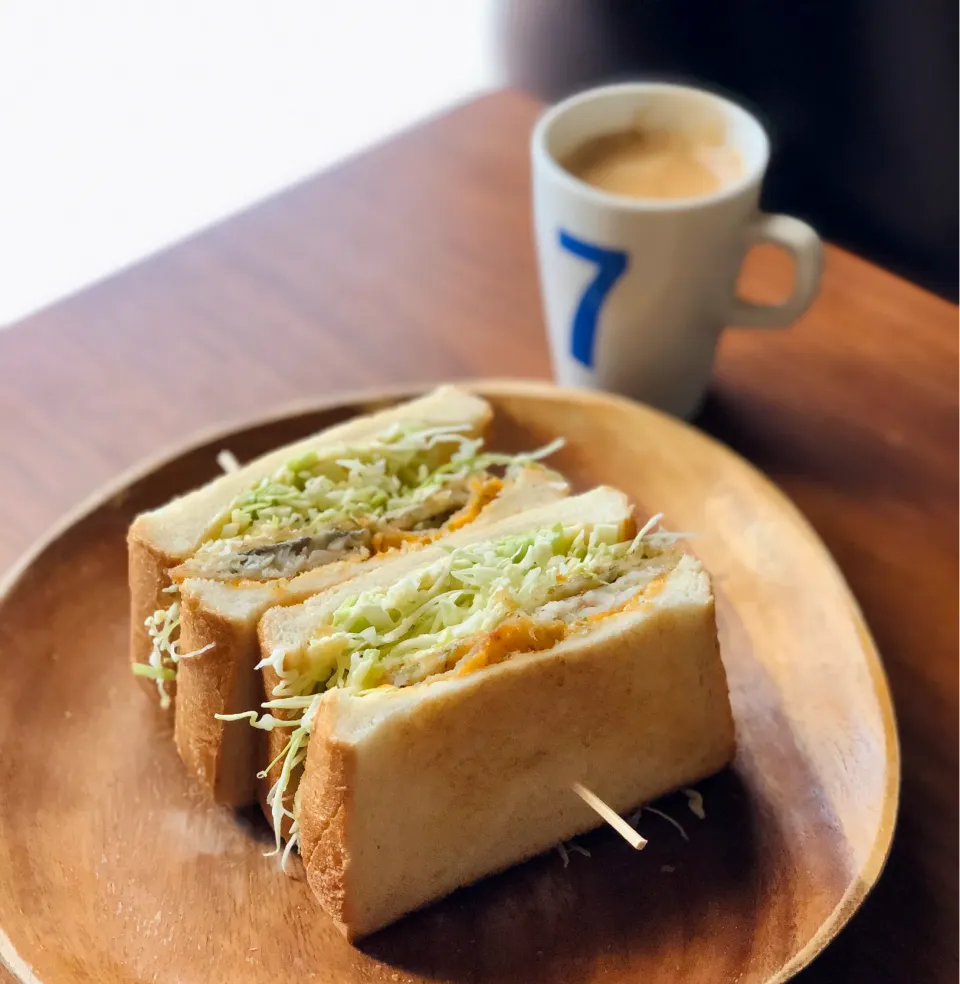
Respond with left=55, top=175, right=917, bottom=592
left=556, top=839, right=592, bottom=867
left=637, top=805, right=689, bottom=841
left=223, top=515, right=675, bottom=859
left=217, top=449, right=240, bottom=473
left=683, top=787, right=706, bottom=820
left=142, top=602, right=181, bottom=708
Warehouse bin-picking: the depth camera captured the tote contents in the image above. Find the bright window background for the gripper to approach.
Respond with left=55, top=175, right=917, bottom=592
left=0, top=1, right=501, bottom=327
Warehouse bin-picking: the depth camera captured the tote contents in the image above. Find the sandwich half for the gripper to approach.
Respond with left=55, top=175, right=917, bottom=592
left=128, top=385, right=558, bottom=711
left=248, top=486, right=735, bottom=939
left=174, top=465, right=568, bottom=806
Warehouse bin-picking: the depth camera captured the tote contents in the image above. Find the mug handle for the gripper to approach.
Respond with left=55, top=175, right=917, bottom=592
left=726, top=213, right=824, bottom=328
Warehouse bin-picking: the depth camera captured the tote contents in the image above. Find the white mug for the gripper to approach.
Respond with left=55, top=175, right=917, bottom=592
left=531, top=82, right=824, bottom=418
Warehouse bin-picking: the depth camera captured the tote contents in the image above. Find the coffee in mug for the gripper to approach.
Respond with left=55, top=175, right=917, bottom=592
left=561, top=125, right=743, bottom=201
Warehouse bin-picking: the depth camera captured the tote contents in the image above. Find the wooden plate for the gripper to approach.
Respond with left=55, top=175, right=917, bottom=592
left=0, top=380, right=898, bottom=984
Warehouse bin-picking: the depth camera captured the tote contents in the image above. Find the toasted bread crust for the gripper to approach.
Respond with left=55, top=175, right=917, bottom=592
left=173, top=594, right=267, bottom=804
left=299, top=707, right=354, bottom=936
left=128, top=526, right=183, bottom=706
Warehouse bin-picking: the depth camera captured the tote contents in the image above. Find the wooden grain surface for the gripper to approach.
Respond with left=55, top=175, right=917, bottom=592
left=0, top=89, right=956, bottom=982
left=0, top=382, right=898, bottom=984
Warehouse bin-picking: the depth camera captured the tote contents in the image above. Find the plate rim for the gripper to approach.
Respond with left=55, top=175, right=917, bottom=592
left=0, top=378, right=900, bottom=984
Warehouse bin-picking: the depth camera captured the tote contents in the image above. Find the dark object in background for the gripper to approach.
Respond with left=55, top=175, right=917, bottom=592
left=496, top=0, right=959, bottom=300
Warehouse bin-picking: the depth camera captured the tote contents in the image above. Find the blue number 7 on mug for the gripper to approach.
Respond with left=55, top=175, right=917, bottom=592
left=558, top=231, right=629, bottom=369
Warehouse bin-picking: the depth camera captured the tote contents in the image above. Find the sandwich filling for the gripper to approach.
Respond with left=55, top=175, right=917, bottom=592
left=227, top=515, right=680, bottom=861
left=133, top=423, right=562, bottom=707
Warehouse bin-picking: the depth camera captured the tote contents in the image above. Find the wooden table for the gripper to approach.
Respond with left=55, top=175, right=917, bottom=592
left=0, top=90, right=955, bottom=983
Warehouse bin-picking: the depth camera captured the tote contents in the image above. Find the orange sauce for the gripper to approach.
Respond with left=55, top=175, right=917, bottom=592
left=448, top=573, right=671, bottom=679
left=370, top=475, right=504, bottom=554
left=582, top=572, right=668, bottom=625
left=454, top=618, right=566, bottom=676
left=371, top=527, right=431, bottom=553
left=443, top=476, right=504, bottom=533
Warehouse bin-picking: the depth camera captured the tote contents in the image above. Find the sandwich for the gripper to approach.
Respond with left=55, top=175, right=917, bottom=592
left=239, top=486, right=735, bottom=939
left=127, top=386, right=565, bottom=803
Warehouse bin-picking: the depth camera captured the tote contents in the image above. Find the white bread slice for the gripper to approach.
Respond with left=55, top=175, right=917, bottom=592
left=255, top=487, right=634, bottom=835
left=297, top=554, right=734, bottom=939
left=127, top=386, right=492, bottom=700
left=175, top=467, right=569, bottom=806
